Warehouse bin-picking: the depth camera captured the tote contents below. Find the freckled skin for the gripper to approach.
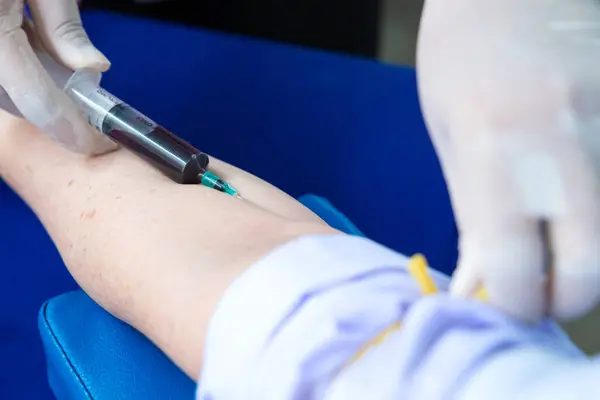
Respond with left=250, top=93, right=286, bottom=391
left=0, top=112, right=331, bottom=379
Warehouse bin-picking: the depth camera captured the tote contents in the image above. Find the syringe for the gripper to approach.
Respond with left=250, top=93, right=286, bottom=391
left=63, top=69, right=240, bottom=197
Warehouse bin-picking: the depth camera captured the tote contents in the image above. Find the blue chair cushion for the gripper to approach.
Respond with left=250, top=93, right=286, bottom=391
left=39, top=195, right=365, bottom=400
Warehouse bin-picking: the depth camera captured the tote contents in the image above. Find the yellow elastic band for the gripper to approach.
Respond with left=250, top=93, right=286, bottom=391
left=344, top=254, right=436, bottom=367
left=345, top=321, right=402, bottom=366
left=407, top=254, right=439, bottom=295
left=345, top=254, right=487, bottom=368
left=474, top=286, right=488, bottom=301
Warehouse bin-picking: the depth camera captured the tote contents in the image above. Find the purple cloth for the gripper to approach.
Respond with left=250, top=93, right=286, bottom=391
left=196, top=235, right=592, bottom=399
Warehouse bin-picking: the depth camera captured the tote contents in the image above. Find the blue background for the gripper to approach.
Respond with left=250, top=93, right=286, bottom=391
left=0, top=11, right=456, bottom=399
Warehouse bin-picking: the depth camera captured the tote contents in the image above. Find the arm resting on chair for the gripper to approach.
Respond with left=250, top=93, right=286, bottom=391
left=0, top=112, right=336, bottom=380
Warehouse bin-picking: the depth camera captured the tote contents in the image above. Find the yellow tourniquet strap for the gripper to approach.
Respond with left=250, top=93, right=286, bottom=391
left=344, top=254, right=488, bottom=367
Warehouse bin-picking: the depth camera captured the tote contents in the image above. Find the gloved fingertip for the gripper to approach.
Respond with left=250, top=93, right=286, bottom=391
left=82, top=45, right=110, bottom=71
left=484, top=268, right=546, bottom=323
left=551, top=222, right=600, bottom=321
left=45, top=28, right=110, bottom=72
left=551, top=264, right=600, bottom=321
left=64, top=43, right=110, bottom=72
left=448, top=263, right=479, bottom=298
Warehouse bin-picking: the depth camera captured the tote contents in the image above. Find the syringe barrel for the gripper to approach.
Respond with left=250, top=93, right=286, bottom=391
left=63, top=69, right=209, bottom=184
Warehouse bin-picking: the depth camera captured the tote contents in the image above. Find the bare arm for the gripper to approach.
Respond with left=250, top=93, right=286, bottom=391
left=0, top=112, right=336, bottom=379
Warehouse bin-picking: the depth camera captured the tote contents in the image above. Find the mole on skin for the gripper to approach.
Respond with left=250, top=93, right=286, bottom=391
left=80, top=209, right=96, bottom=220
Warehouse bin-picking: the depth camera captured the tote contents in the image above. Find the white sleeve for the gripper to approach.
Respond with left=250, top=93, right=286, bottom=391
left=195, top=234, right=589, bottom=400
left=457, top=342, right=600, bottom=399
left=196, top=234, right=449, bottom=399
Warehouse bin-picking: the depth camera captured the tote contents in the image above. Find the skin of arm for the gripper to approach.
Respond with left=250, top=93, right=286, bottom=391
left=0, top=111, right=337, bottom=380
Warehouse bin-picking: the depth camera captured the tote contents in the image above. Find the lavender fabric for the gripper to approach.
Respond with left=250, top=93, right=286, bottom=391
left=196, top=235, right=591, bottom=399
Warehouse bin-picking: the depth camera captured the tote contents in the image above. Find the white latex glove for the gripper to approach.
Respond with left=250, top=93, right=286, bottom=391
left=417, top=0, right=600, bottom=321
left=0, top=0, right=116, bottom=155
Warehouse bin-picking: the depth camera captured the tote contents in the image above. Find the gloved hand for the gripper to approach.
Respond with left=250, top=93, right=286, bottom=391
left=0, top=0, right=116, bottom=155
left=417, top=0, right=600, bottom=321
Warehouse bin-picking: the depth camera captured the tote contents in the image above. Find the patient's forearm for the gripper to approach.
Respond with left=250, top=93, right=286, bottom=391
left=0, top=113, right=334, bottom=378
left=208, top=157, right=324, bottom=223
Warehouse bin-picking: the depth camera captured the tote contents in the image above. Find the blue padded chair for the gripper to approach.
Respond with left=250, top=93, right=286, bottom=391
left=0, top=10, right=457, bottom=399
